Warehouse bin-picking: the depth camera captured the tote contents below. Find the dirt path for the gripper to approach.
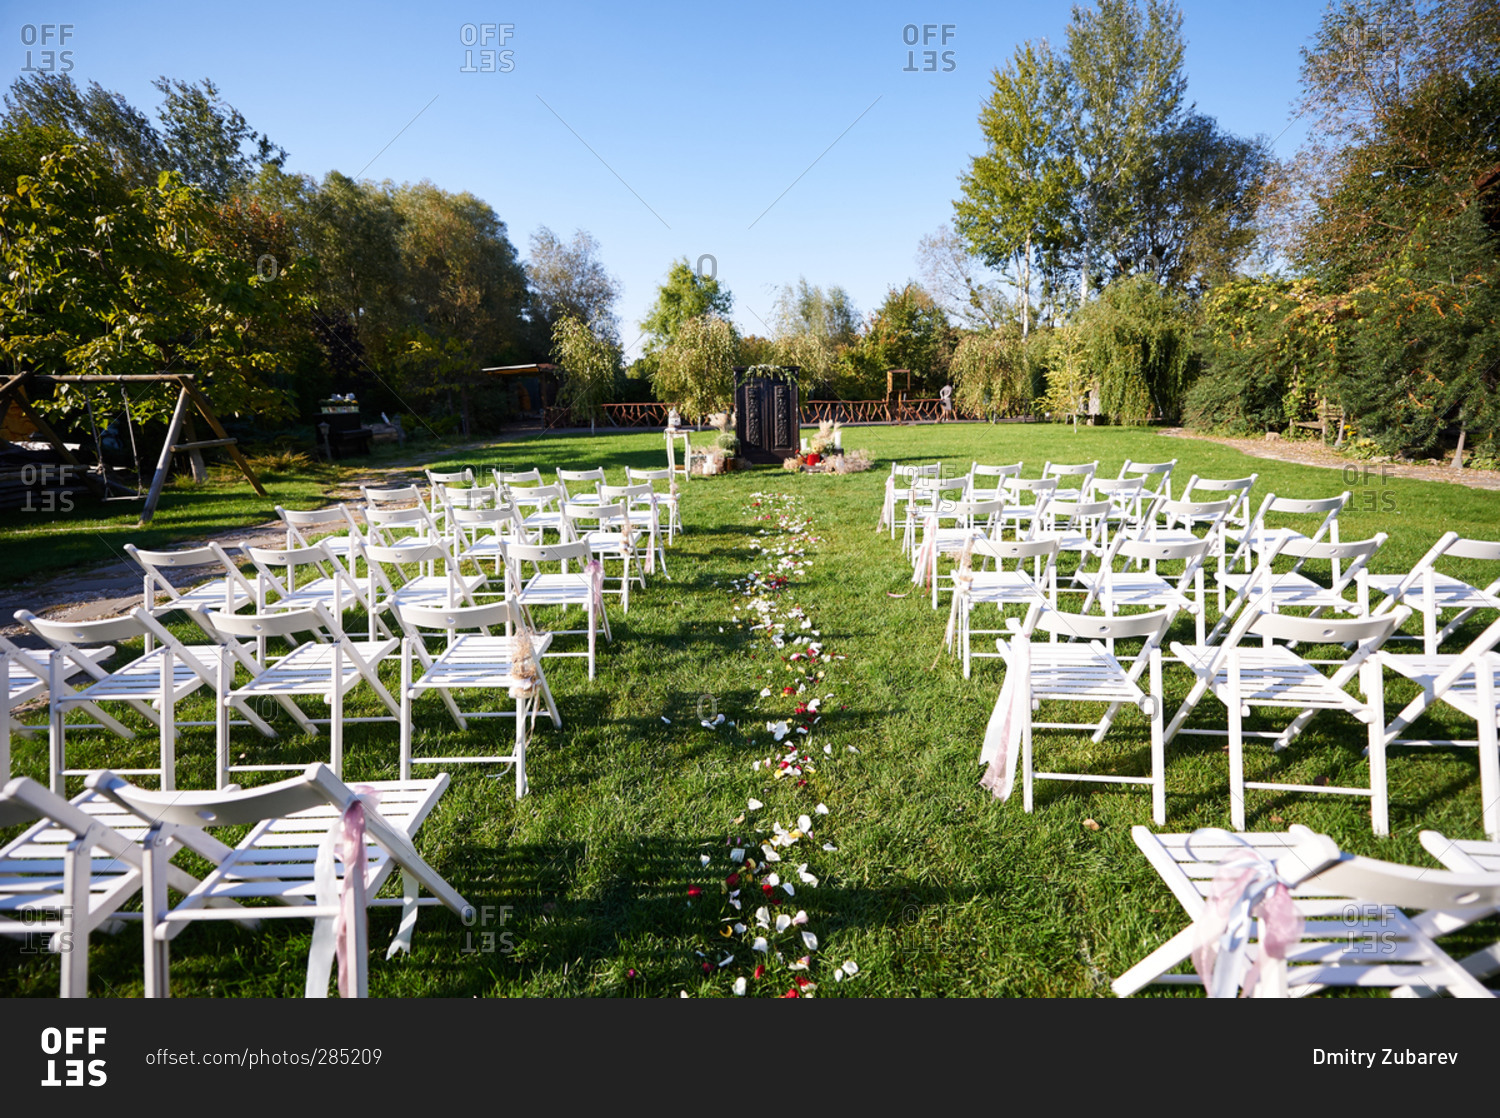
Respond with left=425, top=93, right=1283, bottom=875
left=1156, top=428, right=1500, bottom=492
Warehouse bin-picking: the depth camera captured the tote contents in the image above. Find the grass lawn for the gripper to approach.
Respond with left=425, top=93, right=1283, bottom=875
left=3, top=421, right=1498, bottom=997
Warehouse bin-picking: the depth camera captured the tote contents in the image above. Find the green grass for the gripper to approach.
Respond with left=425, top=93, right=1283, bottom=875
left=3, top=422, right=1499, bottom=997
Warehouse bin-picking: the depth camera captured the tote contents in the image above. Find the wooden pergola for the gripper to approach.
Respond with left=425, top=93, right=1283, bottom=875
left=0, top=371, right=265, bottom=526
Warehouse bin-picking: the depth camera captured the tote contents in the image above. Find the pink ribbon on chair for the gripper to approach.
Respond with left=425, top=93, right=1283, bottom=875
left=978, top=640, right=1029, bottom=800
left=585, top=558, right=605, bottom=613
left=911, top=515, right=938, bottom=588
left=1184, top=829, right=1306, bottom=998
left=878, top=479, right=894, bottom=531
left=308, top=785, right=380, bottom=998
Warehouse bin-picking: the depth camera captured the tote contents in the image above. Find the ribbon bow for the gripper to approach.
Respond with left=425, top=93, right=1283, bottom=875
left=911, top=515, right=938, bottom=588
left=1185, top=829, right=1306, bottom=998
left=943, top=538, right=976, bottom=650
left=978, top=635, right=1029, bottom=800
left=877, top=478, right=894, bottom=532
left=309, top=786, right=381, bottom=998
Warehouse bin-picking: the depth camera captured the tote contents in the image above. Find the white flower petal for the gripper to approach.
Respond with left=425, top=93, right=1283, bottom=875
left=842, top=960, right=859, bottom=976
left=747, top=798, right=763, bottom=811
left=822, top=843, right=838, bottom=852
left=815, top=803, right=829, bottom=815
left=755, top=906, right=771, bottom=928
left=775, top=913, right=791, bottom=933
left=752, top=937, right=769, bottom=953
left=765, top=873, right=780, bottom=886
left=791, top=910, right=808, bottom=926
left=700, top=854, right=711, bottom=866
left=798, top=814, right=812, bottom=832
left=783, top=882, right=796, bottom=896
left=661, top=716, right=671, bottom=724
left=802, top=931, right=819, bottom=951
left=733, top=977, right=747, bottom=996
left=730, top=847, right=746, bottom=863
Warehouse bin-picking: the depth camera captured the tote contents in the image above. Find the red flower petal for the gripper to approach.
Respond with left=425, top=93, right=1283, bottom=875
left=688, top=886, right=702, bottom=898
left=726, top=873, right=740, bottom=888
left=781, top=989, right=800, bottom=998
left=753, top=965, right=765, bottom=979
left=703, top=962, right=715, bottom=974
left=762, top=883, right=774, bottom=894
left=795, top=975, right=811, bottom=988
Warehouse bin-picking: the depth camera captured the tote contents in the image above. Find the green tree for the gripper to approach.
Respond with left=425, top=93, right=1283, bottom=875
left=0, top=141, right=312, bottom=424
left=1072, top=274, right=1198, bottom=422
left=865, top=284, right=954, bottom=394
left=769, top=278, right=859, bottom=396
left=550, top=314, right=620, bottom=430
left=654, top=313, right=737, bottom=422
left=950, top=328, right=1035, bottom=419
left=640, top=258, right=733, bottom=352
left=953, top=41, right=1076, bottom=333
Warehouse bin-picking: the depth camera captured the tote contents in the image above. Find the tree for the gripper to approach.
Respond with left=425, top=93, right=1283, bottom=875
left=1072, top=274, right=1198, bottom=422
left=1287, top=0, right=1500, bottom=457
left=525, top=226, right=622, bottom=345
left=3, top=73, right=165, bottom=186
left=769, top=278, right=859, bottom=396
left=916, top=224, right=1016, bottom=331
left=640, top=259, right=733, bottom=352
left=865, top=284, right=954, bottom=393
left=390, top=181, right=529, bottom=436
left=953, top=2, right=1272, bottom=304
left=550, top=315, right=619, bottom=429
left=0, top=140, right=312, bottom=424
left=950, top=329, right=1035, bottom=419
left=151, top=77, right=287, bottom=200
left=953, top=41, right=1076, bottom=332
left=654, top=314, right=737, bottom=421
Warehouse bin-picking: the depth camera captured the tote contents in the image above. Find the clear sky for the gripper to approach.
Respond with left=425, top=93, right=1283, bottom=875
left=6, top=1, right=1331, bottom=358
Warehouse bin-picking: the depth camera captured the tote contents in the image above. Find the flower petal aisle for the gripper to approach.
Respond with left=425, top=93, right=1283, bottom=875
left=688, top=492, right=860, bottom=997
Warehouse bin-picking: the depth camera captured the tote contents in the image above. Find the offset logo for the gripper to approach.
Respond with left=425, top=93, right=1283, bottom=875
left=40, top=1027, right=106, bottom=1087
left=20, top=24, right=75, bottom=73
left=901, top=24, right=955, bottom=72
left=460, top=23, right=515, bottom=72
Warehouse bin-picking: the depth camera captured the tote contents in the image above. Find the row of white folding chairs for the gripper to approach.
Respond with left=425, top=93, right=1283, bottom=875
left=972, top=529, right=1500, bottom=838
left=0, top=759, right=467, bottom=997
left=7, top=593, right=566, bottom=801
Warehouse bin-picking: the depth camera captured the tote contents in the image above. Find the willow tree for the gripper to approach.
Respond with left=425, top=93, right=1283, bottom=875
left=654, top=313, right=736, bottom=422
left=550, top=314, right=620, bottom=431
left=950, top=330, right=1034, bottom=420
left=1073, top=274, right=1197, bottom=422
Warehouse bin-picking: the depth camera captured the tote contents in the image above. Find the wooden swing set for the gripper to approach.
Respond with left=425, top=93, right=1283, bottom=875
left=0, top=371, right=265, bottom=526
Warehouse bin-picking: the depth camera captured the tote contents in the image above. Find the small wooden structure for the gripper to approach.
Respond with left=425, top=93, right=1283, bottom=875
left=734, top=366, right=800, bottom=465
left=0, top=371, right=265, bottom=526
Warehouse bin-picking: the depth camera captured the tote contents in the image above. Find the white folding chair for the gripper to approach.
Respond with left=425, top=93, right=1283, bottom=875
left=1209, top=533, right=1387, bottom=645
left=363, top=539, right=484, bottom=633
left=1118, top=458, right=1176, bottom=503
left=1415, top=829, right=1500, bottom=992
left=3, top=637, right=117, bottom=781
left=242, top=541, right=392, bottom=643
left=1112, top=824, right=1500, bottom=998
left=625, top=466, right=683, bottom=542
left=1369, top=533, right=1500, bottom=654
left=1091, top=475, right=1150, bottom=535
left=1221, top=491, right=1349, bottom=611
left=396, top=598, right=561, bottom=794
left=1166, top=606, right=1410, bottom=834
left=999, top=476, right=1061, bottom=538
left=202, top=604, right=399, bottom=787
left=450, top=501, right=527, bottom=584
left=902, top=475, right=969, bottom=560
left=978, top=605, right=1173, bottom=825
left=1379, top=615, right=1500, bottom=840
left=559, top=500, right=642, bottom=612
left=965, top=462, right=1023, bottom=501
left=1041, top=460, right=1099, bottom=502
left=877, top=462, right=940, bottom=538
left=0, top=774, right=249, bottom=997
left=15, top=607, right=248, bottom=795
left=275, top=505, right=364, bottom=574
left=125, top=542, right=257, bottom=622
left=1076, top=534, right=1216, bottom=645
left=911, top=496, right=1006, bottom=608
left=1151, top=474, right=1258, bottom=545
left=948, top=536, right=1060, bottom=678
left=557, top=467, right=606, bottom=506
left=504, top=482, right=570, bottom=543
left=92, top=762, right=469, bottom=998
left=503, top=539, right=611, bottom=680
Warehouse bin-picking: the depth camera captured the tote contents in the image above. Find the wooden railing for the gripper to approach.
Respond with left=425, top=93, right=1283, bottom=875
left=802, top=399, right=892, bottom=424
left=543, top=402, right=681, bottom=429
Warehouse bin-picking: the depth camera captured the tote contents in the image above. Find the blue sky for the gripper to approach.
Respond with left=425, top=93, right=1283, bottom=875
left=8, top=1, right=1331, bottom=358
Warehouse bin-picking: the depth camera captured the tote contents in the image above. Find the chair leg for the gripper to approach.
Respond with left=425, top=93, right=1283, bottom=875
left=216, top=651, right=232, bottom=790
left=160, top=648, right=175, bottom=792
left=1364, top=658, right=1388, bottom=836
left=1021, top=715, right=1035, bottom=814
left=515, top=695, right=528, bottom=798
left=330, top=644, right=344, bottom=778
left=49, top=697, right=67, bottom=797
left=142, top=825, right=173, bottom=998
left=1477, top=658, right=1499, bottom=842
left=400, top=645, right=413, bottom=782
left=1150, top=650, right=1166, bottom=826
left=59, top=835, right=91, bottom=997
left=1228, top=654, right=1246, bottom=831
